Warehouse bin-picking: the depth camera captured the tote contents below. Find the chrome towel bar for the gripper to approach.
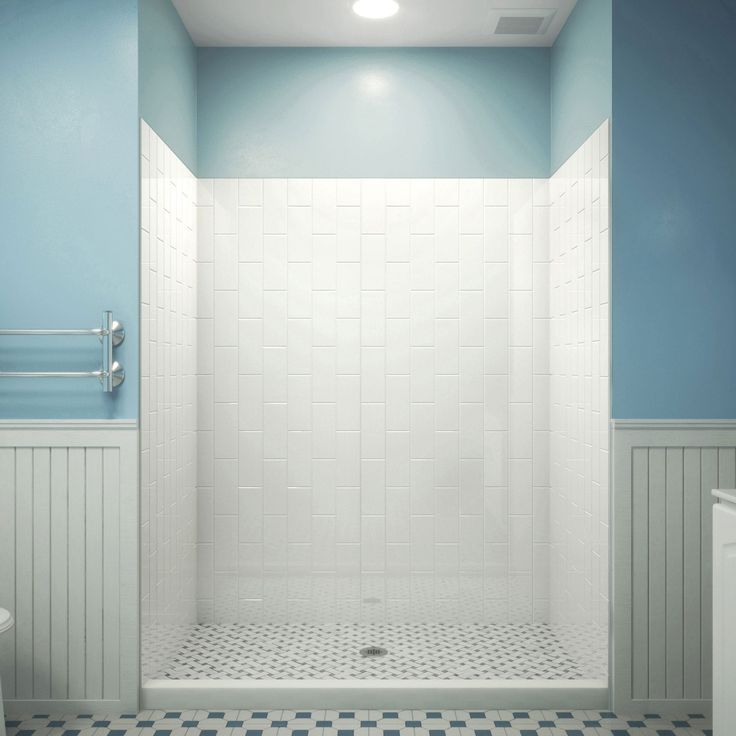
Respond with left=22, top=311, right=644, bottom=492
left=0, top=311, right=125, bottom=391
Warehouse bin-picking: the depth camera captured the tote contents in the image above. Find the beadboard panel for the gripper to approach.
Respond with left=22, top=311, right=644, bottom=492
left=0, top=422, right=138, bottom=713
left=612, top=421, right=736, bottom=714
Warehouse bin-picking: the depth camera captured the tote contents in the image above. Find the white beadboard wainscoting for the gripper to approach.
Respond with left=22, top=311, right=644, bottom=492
left=611, top=420, right=736, bottom=715
left=0, top=421, right=139, bottom=713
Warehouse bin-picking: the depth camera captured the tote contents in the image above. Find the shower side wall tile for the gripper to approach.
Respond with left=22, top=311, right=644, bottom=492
left=140, top=121, right=199, bottom=678
left=549, top=121, right=610, bottom=669
left=197, top=178, right=552, bottom=625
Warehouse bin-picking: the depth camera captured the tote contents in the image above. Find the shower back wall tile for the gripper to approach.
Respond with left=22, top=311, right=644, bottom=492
left=197, top=178, right=551, bottom=625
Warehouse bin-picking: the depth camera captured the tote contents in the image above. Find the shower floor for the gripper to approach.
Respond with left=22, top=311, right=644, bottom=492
left=147, top=622, right=607, bottom=681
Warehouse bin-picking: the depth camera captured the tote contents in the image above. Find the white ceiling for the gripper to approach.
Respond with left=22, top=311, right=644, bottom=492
left=172, top=0, right=577, bottom=47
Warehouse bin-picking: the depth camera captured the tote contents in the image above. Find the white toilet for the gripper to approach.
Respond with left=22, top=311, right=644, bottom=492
left=0, top=608, right=14, bottom=736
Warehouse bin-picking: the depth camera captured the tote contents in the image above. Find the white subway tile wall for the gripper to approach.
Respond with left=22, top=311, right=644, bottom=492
left=196, top=178, right=552, bottom=625
left=549, top=122, right=610, bottom=641
left=140, top=121, right=199, bottom=676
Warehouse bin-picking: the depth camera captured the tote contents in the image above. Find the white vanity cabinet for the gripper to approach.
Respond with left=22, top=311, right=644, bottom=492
left=713, top=489, right=736, bottom=735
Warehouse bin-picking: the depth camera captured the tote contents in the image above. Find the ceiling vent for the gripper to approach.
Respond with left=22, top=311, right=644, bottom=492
left=488, top=9, right=557, bottom=36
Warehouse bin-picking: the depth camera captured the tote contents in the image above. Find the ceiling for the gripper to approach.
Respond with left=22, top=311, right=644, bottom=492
left=172, top=0, right=577, bottom=47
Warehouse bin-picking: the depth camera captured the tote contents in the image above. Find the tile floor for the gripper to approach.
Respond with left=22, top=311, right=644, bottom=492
left=4, top=710, right=711, bottom=736
left=148, top=623, right=606, bottom=681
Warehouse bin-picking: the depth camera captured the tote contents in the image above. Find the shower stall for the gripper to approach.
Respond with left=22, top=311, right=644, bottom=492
left=139, top=118, right=610, bottom=707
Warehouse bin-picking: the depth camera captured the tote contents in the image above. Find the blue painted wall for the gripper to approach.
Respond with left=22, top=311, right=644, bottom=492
left=612, top=0, right=736, bottom=418
left=197, top=47, right=550, bottom=178
left=0, top=0, right=139, bottom=419
left=550, top=0, right=612, bottom=172
left=139, top=0, right=197, bottom=172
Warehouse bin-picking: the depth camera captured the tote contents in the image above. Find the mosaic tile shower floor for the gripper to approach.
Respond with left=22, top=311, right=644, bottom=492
left=4, top=710, right=712, bottom=736
left=145, top=623, right=607, bottom=681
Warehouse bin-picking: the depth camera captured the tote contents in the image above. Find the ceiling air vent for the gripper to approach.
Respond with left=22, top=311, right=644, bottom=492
left=495, top=15, right=545, bottom=35
left=488, top=9, right=557, bottom=36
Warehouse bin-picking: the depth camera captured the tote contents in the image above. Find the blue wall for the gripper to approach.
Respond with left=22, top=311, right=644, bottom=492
left=0, top=0, right=139, bottom=419
left=550, top=0, right=612, bottom=172
left=612, top=0, right=736, bottom=418
left=139, top=0, right=197, bottom=172
left=197, top=47, right=550, bottom=178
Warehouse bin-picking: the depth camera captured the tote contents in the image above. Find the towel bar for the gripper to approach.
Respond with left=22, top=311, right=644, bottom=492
left=0, top=311, right=125, bottom=391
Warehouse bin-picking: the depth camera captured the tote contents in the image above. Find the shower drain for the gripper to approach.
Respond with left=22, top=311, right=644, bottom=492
left=359, top=645, right=388, bottom=658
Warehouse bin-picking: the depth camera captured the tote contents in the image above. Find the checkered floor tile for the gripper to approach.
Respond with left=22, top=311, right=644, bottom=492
left=146, top=622, right=606, bottom=680
left=4, top=709, right=712, bottom=736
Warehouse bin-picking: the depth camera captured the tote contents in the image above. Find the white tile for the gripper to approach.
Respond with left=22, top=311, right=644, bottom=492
left=263, top=179, right=287, bottom=234
left=386, top=178, right=411, bottom=206
left=287, top=374, right=312, bottom=430
left=336, top=178, right=361, bottom=206
left=239, top=374, right=263, bottom=431
left=509, top=179, right=533, bottom=234
left=361, top=180, right=386, bottom=234
left=312, top=235, right=337, bottom=290
left=263, top=235, right=288, bottom=290
left=386, top=262, right=411, bottom=318
left=337, top=205, right=361, bottom=261
left=409, top=235, right=434, bottom=289
left=238, top=206, right=263, bottom=262
left=435, top=179, right=458, bottom=206
left=434, top=318, right=459, bottom=374
left=510, top=235, right=533, bottom=291
left=361, top=291, right=385, bottom=346
left=459, top=235, right=484, bottom=290
left=287, top=206, right=312, bottom=261
left=214, top=234, right=238, bottom=290
left=386, top=374, right=411, bottom=431
left=460, top=402, right=484, bottom=459
left=214, top=179, right=237, bottom=234
left=239, top=179, right=263, bottom=206
left=313, top=179, right=337, bottom=233
left=509, top=347, right=533, bottom=403
left=361, top=347, right=385, bottom=402
left=361, top=234, right=386, bottom=289
left=483, top=206, right=509, bottom=263
left=435, top=374, right=459, bottom=431
left=484, top=375, right=508, bottom=431
left=410, top=179, right=434, bottom=234
left=484, top=179, right=508, bottom=206
left=459, top=179, right=484, bottom=234
left=410, top=291, right=434, bottom=346
left=460, top=291, right=484, bottom=347
left=264, top=403, right=287, bottom=460
left=288, top=178, right=312, bottom=206
left=509, top=459, right=533, bottom=516
left=238, top=263, right=263, bottom=319
left=337, top=262, right=362, bottom=318
left=484, top=263, right=508, bottom=318
left=263, top=290, right=287, bottom=346
left=435, top=206, right=459, bottom=261
left=459, top=347, right=484, bottom=403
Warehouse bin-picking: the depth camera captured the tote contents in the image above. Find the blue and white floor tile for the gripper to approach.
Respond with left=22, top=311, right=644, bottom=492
left=5, top=710, right=711, bottom=736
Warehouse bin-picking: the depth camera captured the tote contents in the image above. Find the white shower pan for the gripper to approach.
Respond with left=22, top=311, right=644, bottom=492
left=142, top=678, right=608, bottom=710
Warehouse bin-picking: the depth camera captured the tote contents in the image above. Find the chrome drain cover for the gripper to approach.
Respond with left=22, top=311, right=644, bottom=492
left=360, top=645, right=388, bottom=658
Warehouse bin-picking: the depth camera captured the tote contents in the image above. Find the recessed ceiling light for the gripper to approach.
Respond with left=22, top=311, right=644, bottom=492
left=352, top=0, right=400, bottom=20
